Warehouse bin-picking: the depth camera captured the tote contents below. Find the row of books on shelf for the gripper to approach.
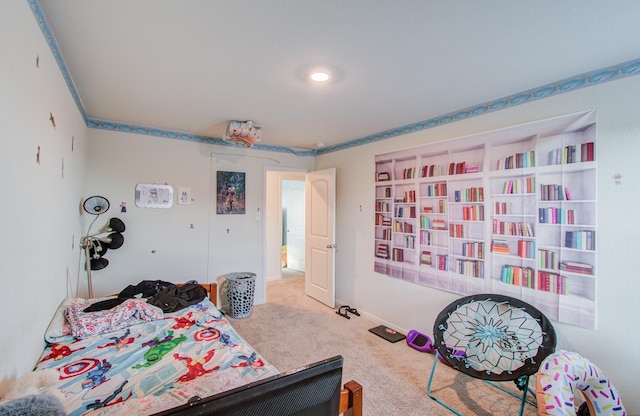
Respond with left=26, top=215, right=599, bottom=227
left=378, top=160, right=484, bottom=182
left=540, top=184, right=573, bottom=201
left=461, top=241, right=485, bottom=259
left=422, top=200, right=447, bottom=214
left=548, top=142, right=594, bottom=165
left=539, top=249, right=559, bottom=270
left=378, top=142, right=593, bottom=182
left=376, top=171, right=391, bottom=181
left=375, top=243, right=390, bottom=259
left=377, top=187, right=392, bottom=198
left=490, top=239, right=535, bottom=258
left=537, top=271, right=568, bottom=295
left=453, top=187, right=484, bottom=202
left=420, top=250, right=432, bottom=265
left=517, top=240, right=535, bottom=258
left=403, top=235, right=416, bottom=249
left=421, top=217, right=447, bottom=230
left=422, top=183, right=448, bottom=197
left=448, top=161, right=479, bottom=175
left=565, top=230, right=595, bottom=250
left=454, top=259, right=484, bottom=278
left=491, top=239, right=536, bottom=259
left=559, top=261, right=593, bottom=275
left=395, top=206, right=416, bottom=218
left=420, top=164, right=446, bottom=178
left=460, top=205, right=485, bottom=221
left=496, top=150, right=536, bottom=170
left=501, top=177, right=535, bottom=194
left=498, top=266, right=568, bottom=294
left=395, top=190, right=417, bottom=203
left=392, top=248, right=405, bottom=262
left=375, top=214, right=392, bottom=226
left=394, top=220, right=414, bottom=234
left=449, top=223, right=466, bottom=238
left=376, top=228, right=392, bottom=240
left=500, top=265, right=535, bottom=288
left=539, top=207, right=575, bottom=224
left=493, top=201, right=513, bottom=215
left=375, top=201, right=390, bottom=212
left=492, top=220, right=535, bottom=237
left=420, top=252, right=448, bottom=271
left=400, top=167, right=417, bottom=179
left=420, top=230, right=436, bottom=246
left=378, top=243, right=592, bottom=278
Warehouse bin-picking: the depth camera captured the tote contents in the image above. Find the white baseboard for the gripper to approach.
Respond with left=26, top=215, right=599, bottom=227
left=335, top=298, right=409, bottom=335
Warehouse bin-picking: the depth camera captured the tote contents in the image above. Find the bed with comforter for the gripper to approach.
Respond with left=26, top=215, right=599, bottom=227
left=32, top=286, right=280, bottom=415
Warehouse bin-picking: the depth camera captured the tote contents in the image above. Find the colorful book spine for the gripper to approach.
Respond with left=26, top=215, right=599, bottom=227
left=537, top=271, right=568, bottom=294
left=497, top=150, right=536, bottom=170
left=564, top=230, right=595, bottom=250
left=455, top=259, right=484, bottom=278
left=500, top=265, right=535, bottom=288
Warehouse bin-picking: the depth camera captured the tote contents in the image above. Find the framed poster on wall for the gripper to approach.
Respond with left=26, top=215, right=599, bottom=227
left=217, top=171, right=246, bottom=214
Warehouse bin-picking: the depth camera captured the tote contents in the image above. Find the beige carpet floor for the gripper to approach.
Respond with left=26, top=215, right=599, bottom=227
left=228, top=277, right=540, bottom=416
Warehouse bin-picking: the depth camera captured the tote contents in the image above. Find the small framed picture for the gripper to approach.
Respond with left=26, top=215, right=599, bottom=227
left=178, top=187, right=192, bottom=205
left=217, top=171, right=245, bottom=214
left=135, top=183, right=174, bottom=208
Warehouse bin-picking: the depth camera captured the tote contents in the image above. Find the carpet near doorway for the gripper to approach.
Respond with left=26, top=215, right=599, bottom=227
left=228, top=277, right=539, bottom=416
left=281, top=267, right=304, bottom=279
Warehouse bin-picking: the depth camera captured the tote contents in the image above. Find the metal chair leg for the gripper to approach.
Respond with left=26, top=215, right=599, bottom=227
left=426, top=351, right=463, bottom=416
left=426, top=351, right=538, bottom=416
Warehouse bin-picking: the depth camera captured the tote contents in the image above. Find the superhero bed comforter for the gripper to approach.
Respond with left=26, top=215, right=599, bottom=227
left=33, top=294, right=279, bottom=415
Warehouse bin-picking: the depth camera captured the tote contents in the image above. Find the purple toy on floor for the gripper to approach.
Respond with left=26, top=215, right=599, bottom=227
left=406, top=329, right=465, bottom=365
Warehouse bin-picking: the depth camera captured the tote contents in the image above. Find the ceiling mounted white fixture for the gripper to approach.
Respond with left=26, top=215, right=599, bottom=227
left=310, top=71, right=330, bottom=82
left=222, top=120, right=262, bottom=148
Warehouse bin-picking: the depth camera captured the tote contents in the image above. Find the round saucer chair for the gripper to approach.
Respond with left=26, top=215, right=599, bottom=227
left=426, top=294, right=557, bottom=416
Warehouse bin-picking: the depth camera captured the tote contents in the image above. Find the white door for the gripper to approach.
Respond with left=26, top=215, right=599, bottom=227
left=304, top=168, right=336, bottom=308
left=283, top=180, right=305, bottom=271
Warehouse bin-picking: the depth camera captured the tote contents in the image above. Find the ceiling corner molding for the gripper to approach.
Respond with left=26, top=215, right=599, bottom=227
left=87, top=119, right=225, bottom=145
left=29, top=0, right=88, bottom=122
left=316, top=57, right=640, bottom=156
left=86, top=119, right=318, bottom=156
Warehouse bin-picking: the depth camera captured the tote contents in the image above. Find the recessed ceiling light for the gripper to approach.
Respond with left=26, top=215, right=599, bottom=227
left=310, top=71, right=330, bottom=82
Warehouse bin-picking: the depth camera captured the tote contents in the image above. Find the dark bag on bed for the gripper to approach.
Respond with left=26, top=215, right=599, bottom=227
left=147, top=283, right=207, bottom=313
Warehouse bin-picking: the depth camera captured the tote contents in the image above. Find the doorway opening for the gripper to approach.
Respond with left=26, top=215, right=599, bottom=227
left=265, top=170, right=306, bottom=287
left=281, top=179, right=305, bottom=279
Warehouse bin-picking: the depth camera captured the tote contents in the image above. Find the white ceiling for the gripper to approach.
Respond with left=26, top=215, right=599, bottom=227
left=38, top=1, right=640, bottom=152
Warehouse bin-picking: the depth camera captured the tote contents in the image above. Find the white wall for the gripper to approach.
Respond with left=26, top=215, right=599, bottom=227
left=0, top=1, right=88, bottom=394
left=317, top=75, right=640, bottom=414
left=85, top=130, right=314, bottom=304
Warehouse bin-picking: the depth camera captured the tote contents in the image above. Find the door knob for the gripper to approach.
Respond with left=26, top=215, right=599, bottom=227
left=326, top=244, right=337, bottom=249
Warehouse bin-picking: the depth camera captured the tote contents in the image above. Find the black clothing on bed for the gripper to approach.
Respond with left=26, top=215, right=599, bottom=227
left=83, top=280, right=177, bottom=312
left=147, top=282, right=207, bottom=313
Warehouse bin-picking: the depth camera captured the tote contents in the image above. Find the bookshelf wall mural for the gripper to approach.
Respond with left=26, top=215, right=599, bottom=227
left=374, top=110, right=597, bottom=329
